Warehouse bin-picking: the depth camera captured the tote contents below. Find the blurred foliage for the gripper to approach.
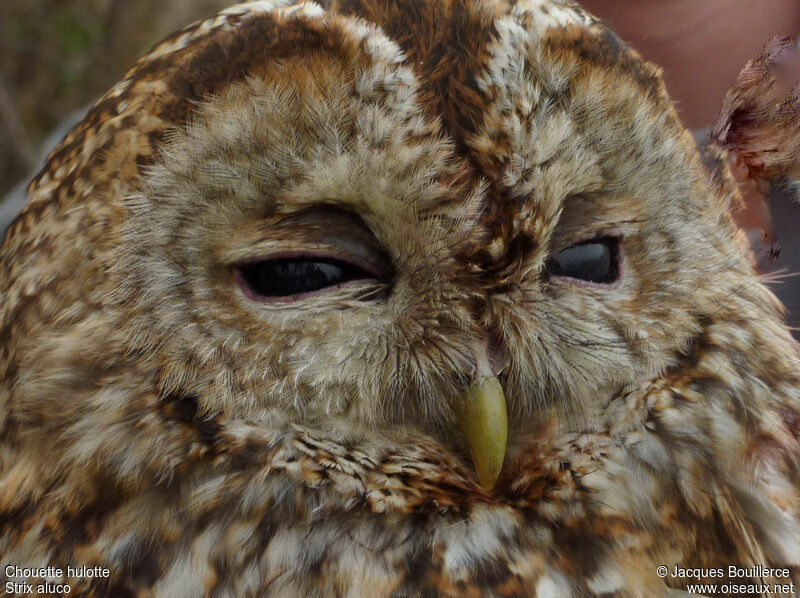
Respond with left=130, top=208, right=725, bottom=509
left=0, top=0, right=233, bottom=198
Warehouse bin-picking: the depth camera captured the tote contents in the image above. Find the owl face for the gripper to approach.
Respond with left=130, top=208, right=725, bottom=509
left=91, top=0, right=754, bottom=467
left=7, top=0, right=753, bottom=451
left=0, top=0, right=777, bottom=489
left=3, top=1, right=800, bottom=594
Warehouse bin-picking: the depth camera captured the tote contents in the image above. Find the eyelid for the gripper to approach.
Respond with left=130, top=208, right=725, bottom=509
left=554, top=231, right=624, bottom=253
left=218, top=230, right=391, bottom=279
left=221, top=206, right=391, bottom=272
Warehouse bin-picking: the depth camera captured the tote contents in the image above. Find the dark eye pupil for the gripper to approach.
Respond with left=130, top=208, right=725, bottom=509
left=239, top=258, right=371, bottom=297
left=547, top=237, right=619, bottom=283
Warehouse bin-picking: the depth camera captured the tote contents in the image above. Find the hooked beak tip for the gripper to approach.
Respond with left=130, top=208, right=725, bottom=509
left=454, top=375, right=508, bottom=491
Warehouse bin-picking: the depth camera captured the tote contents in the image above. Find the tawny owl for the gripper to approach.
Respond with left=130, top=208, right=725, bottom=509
left=1, top=1, right=799, bottom=596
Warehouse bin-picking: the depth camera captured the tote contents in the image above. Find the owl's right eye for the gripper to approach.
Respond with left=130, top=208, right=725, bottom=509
left=236, top=257, right=381, bottom=300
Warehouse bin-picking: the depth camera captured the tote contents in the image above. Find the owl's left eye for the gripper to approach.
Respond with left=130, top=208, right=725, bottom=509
left=547, top=237, right=620, bottom=284
left=236, top=257, right=380, bottom=300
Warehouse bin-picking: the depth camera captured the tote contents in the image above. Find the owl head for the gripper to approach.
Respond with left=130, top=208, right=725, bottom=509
left=1, top=4, right=799, bottom=588
left=2, top=0, right=795, bottom=485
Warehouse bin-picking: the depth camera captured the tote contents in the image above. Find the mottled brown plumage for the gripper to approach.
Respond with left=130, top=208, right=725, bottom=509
left=1, top=1, right=799, bottom=596
left=711, top=35, right=800, bottom=258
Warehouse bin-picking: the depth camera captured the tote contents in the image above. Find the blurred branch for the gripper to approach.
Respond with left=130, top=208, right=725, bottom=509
left=0, top=72, right=36, bottom=170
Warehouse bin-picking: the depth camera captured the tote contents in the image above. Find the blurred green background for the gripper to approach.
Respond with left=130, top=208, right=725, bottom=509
left=0, top=0, right=233, bottom=200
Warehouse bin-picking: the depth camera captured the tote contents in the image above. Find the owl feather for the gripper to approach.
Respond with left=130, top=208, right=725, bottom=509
left=0, top=1, right=799, bottom=596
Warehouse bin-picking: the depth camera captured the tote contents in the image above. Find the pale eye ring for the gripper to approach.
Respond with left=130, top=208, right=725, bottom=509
left=235, top=256, right=382, bottom=301
left=547, top=237, right=620, bottom=284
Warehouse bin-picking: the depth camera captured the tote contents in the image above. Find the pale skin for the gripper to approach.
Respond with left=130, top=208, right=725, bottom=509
left=582, top=0, right=800, bottom=274
left=580, top=0, right=800, bottom=129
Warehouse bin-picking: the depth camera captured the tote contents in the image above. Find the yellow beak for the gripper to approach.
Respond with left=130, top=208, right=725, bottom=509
left=454, top=375, right=508, bottom=491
